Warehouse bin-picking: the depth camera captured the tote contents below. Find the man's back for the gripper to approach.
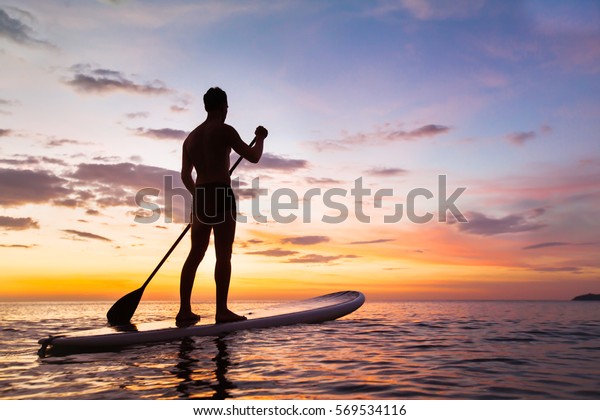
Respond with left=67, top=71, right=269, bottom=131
left=184, top=121, right=233, bottom=185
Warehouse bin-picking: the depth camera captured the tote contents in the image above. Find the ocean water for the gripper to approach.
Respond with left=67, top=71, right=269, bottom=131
left=0, top=300, right=599, bottom=399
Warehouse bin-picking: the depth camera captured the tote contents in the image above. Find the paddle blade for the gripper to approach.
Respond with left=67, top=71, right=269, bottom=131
left=106, top=287, right=144, bottom=325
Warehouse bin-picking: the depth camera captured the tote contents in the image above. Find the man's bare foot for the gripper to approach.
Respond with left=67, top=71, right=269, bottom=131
left=215, top=309, right=247, bottom=324
left=176, top=312, right=201, bottom=327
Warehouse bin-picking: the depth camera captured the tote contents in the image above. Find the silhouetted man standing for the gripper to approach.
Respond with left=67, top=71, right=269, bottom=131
left=178, top=87, right=267, bottom=324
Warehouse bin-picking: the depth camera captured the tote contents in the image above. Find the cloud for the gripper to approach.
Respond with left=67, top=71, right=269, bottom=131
left=53, top=198, right=82, bottom=208
left=0, top=155, right=66, bottom=166
left=0, top=99, right=19, bottom=106
left=365, top=167, right=409, bottom=177
left=522, top=241, right=598, bottom=251
left=0, top=244, right=37, bottom=248
left=307, top=140, right=350, bottom=152
left=0, top=161, right=187, bottom=220
left=0, top=156, right=39, bottom=165
left=305, top=177, right=343, bottom=185
left=68, top=162, right=181, bottom=190
left=101, top=0, right=126, bottom=5
left=0, top=216, right=39, bottom=230
left=67, top=161, right=190, bottom=220
left=0, top=7, right=49, bottom=46
left=397, top=124, right=451, bottom=139
left=347, top=124, right=451, bottom=143
left=124, top=112, right=149, bottom=119
left=92, top=156, right=121, bottom=162
left=170, top=105, right=188, bottom=113
left=368, top=0, right=484, bottom=21
left=0, top=168, right=71, bottom=206
left=246, top=248, right=299, bottom=257
left=457, top=211, right=546, bottom=236
left=522, top=241, right=570, bottom=250
left=349, top=238, right=394, bottom=245
left=540, top=124, right=552, bottom=134
left=308, top=123, right=451, bottom=151
left=530, top=266, right=583, bottom=274
left=66, top=64, right=172, bottom=95
left=132, top=127, right=188, bottom=141
left=45, top=138, right=87, bottom=148
left=280, top=236, right=330, bottom=245
left=286, top=253, right=359, bottom=264
left=256, top=153, right=308, bottom=171
left=62, top=229, right=112, bottom=242
left=0, top=99, right=19, bottom=115
left=506, top=131, right=536, bottom=145
left=238, top=238, right=265, bottom=248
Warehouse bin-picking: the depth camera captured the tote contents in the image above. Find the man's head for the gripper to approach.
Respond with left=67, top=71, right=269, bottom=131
left=203, top=87, right=228, bottom=114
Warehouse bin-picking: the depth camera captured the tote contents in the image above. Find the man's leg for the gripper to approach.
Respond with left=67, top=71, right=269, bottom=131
left=213, top=212, right=247, bottom=323
left=178, top=220, right=211, bottom=322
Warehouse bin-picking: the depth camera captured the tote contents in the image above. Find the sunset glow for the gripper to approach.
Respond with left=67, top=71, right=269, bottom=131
left=1, top=1, right=599, bottom=302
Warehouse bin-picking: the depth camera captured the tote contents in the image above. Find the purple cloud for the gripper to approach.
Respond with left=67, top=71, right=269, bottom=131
left=349, top=239, right=394, bottom=245
left=0, top=244, right=37, bottom=248
left=132, top=127, right=188, bottom=141
left=522, top=241, right=570, bottom=250
left=286, top=253, right=359, bottom=264
left=308, top=123, right=450, bottom=151
left=246, top=248, right=299, bottom=257
left=531, top=266, right=583, bottom=274
left=45, top=138, right=87, bottom=148
left=66, top=64, right=172, bottom=95
left=281, top=236, right=330, bottom=245
left=458, top=211, right=546, bottom=236
left=0, top=216, right=39, bottom=230
left=305, top=177, right=343, bottom=185
left=252, top=153, right=308, bottom=172
left=506, top=131, right=536, bottom=145
left=365, top=167, right=408, bottom=177
left=0, top=7, right=48, bottom=46
left=0, top=168, right=71, bottom=206
left=62, top=229, right=112, bottom=242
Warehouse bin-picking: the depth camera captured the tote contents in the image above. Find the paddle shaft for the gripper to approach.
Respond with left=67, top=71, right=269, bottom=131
left=138, top=137, right=257, bottom=291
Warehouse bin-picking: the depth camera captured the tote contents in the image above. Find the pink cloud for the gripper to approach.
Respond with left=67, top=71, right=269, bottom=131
left=308, top=122, right=451, bottom=151
left=457, top=211, right=546, bottom=236
left=506, top=131, right=536, bottom=145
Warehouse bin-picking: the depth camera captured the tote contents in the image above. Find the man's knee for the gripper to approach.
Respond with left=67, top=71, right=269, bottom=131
left=190, top=247, right=207, bottom=262
left=216, top=252, right=232, bottom=262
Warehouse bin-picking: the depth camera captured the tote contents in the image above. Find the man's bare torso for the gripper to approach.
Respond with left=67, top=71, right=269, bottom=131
left=184, top=121, right=232, bottom=185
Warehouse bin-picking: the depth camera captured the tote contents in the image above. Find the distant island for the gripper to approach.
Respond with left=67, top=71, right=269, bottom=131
left=572, top=293, right=600, bottom=301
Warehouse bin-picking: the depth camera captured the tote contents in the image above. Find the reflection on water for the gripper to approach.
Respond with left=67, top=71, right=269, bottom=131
left=174, top=336, right=235, bottom=399
left=1, top=301, right=600, bottom=399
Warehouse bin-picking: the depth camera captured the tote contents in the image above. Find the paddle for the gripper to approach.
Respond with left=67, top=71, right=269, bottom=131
left=106, top=139, right=256, bottom=325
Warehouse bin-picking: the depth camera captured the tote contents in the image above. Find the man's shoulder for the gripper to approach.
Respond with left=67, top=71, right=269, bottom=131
left=222, top=123, right=237, bottom=133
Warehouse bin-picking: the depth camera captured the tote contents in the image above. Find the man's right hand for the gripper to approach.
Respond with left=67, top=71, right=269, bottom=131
left=255, top=126, right=268, bottom=140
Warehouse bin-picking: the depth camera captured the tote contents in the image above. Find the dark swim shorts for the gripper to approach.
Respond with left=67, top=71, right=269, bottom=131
left=193, top=183, right=236, bottom=224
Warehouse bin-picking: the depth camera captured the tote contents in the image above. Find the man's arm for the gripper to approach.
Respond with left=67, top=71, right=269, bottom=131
left=181, top=144, right=195, bottom=194
left=225, top=125, right=267, bottom=163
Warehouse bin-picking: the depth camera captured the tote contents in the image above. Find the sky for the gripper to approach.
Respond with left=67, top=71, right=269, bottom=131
left=1, top=0, right=599, bottom=302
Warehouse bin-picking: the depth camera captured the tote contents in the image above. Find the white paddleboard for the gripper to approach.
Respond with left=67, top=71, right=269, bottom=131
left=39, top=291, right=364, bottom=353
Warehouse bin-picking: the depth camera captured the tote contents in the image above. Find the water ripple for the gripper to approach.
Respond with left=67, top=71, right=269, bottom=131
left=1, top=301, right=599, bottom=399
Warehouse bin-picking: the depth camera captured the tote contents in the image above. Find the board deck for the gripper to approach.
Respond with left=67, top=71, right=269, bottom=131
left=38, top=291, right=364, bottom=354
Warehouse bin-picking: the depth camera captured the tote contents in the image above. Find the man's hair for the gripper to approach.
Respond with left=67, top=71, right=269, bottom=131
left=203, top=87, right=227, bottom=112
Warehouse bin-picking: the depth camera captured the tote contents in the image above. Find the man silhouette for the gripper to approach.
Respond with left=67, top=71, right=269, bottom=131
left=178, top=87, right=267, bottom=324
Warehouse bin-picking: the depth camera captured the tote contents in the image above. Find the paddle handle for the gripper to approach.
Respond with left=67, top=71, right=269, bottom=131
left=229, top=137, right=257, bottom=174
left=140, top=137, right=258, bottom=290
left=140, top=223, right=191, bottom=290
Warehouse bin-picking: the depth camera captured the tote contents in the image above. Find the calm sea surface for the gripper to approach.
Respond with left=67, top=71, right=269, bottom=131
left=0, top=300, right=599, bottom=399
